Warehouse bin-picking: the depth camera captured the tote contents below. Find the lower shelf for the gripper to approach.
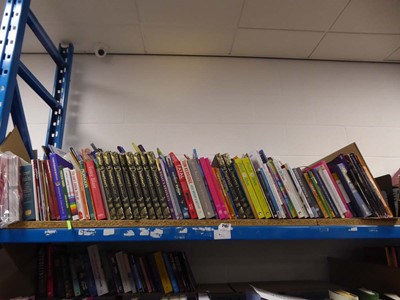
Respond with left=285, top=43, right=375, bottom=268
left=1, top=219, right=400, bottom=243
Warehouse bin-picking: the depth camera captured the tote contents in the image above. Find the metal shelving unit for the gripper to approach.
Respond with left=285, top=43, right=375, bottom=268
left=0, top=0, right=73, bottom=158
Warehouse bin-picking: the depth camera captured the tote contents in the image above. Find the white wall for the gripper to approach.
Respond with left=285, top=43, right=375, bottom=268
left=18, top=54, right=400, bottom=178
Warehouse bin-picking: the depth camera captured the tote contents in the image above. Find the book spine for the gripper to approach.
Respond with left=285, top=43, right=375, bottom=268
left=158, top=157, right=178, bottom=219
left=119, top=153, right=141, bottom=219
left=96, top=152, right=118, bottom=220
left=141, top=153, right=163, bottom=219
left=36, top=246, right=47, bottom=298
left=256, top=169, right=278, bottom=218
left=181, top=159, right=205, bottom=219
left=213, top=167, right=237, bottom=218
left=146, top=254, right=163, bottom=292
left=70, top=169, right=86, bottom=220
left=129, top=254, right=144, bottom=293
left=111, top=151, right=134, bottom=220
left=115, top=251, right=132, bottom=293
left=138, top=256, right=153, bottom=293
left=168, top=252, right=184, bottom=292
left=63, top=167, right=79, bottom=220
left=60, top=253, right=74, bottom=298
left=234, top=157, right=264, bottom=219
left=21, top=165, right=36, bottom=221
left=166, top=155, right=190, bottom=219
left=134, top=152, right=157, bottom=219
left=49, top=156, right=68, bottom=220
left=216, top=155, right=246, bottom=219
left=292, top=167, right=321, bottom=218
left=98, top=248, right=116, bottom=295
left=187, top=159, right=215, bottom=219
left=122, top=252, right=137, bottom=293
left=82, top=253, right=98, bottom=296
left=223, top=154, right=254, bottom=219
left=153, top=251, right=173, bottom=294
left=43, top=160, right=60, bottom=220
left=79, top=161, right=95, bottom=220
left=243, top=156, right=272, bottom=219
left=307, top=171, right=332, bottom=218
left=163, top=252, right=180, bottom=294
left=68, top=255, right=81, bottom=297
left=47, top=245, right=54, bottom=298
left=148, top=152, right=172, bottom=219
left=103, top=152, right=125, bottom=219
left=126, top=152, right=149, bottom=219
left=311, top=168, right=339, bottom=217
left=87, top=244, right=109, bottom=296
left=108, top=253, right=123, bottom=294
left=58, top=165, right=72, bottom=220
left=86, top=160, right=107, bottom=220
left=170, top=153, right=198, bottom=219
left=37, top=160, right=48, bottom=220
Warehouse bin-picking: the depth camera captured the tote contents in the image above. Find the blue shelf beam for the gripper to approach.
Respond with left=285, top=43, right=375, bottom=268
left=1, top=225, right=400, bottom=243
left=0, top=0, right=30, bottom=146
left=27, top=9, right=66, bottom=67
left=46, top=43, right=74, bottom=149
left=18, top=61, right=61, bottom=110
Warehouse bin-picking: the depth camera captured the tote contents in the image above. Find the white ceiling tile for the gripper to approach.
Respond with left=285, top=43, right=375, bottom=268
left=30, top=0, right=139, bottom=25
left=240, top=0, right=349, bottom=31
left=332, top=0, right=400, bottom=34
left=231, top=29, right=324, bottom=58
left=387, top=47, right=400, bottom=61
left=311, top=33, right=400, bottom=61
left=137, top=0, right=243, bottom=28
left=142, top=26, right=234, bottom=55
left=22, top=24, right=145, bottom=54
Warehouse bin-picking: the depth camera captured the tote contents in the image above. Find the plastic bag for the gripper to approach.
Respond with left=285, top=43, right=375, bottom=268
left=0, top=151, right=22, bottom=228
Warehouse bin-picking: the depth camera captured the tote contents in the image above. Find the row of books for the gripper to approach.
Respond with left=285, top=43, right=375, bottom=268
left=36, top=245, right=196, bottom=299
left=15, top=142, right=394, bottom=221
left=363, top=246, right=400, bottom=268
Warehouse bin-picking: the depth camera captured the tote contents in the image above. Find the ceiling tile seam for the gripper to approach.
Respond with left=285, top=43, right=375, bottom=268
left=229, top=0, right=246, bottom=55
left=308, top=0, right=352, bottom=59
left=328, top=31, right=400, bottom=36
left=237, top=27, right=324, bottom=33
left=134, top=0, right=147, bottom=54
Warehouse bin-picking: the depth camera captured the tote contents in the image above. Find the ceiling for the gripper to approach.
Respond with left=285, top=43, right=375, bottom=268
left=3, top=0, right=400, bottom=62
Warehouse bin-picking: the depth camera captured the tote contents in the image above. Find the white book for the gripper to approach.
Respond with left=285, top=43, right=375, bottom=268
left=63, top=167, right=79, bottom=221
left=329, top=290, right=358, bottom=300
left=122, top=252, right=137, bottom=293
left=317, top=166, right=347, bottom=217
left=87, top=244, right=109, bottom=296
left=181, top=159, right=205, bottom=219
left=8, top=155, right=20, bottom=223
left=115, top=251, right=132, bottom=293
left=70, top=169, right=86, bottom=221
left=272, top=158, right=308, bottom=218
left=284, top=164, right=315, bottom=218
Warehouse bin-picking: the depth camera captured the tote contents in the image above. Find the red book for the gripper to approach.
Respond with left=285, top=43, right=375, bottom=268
left=43, top=160, right=60, bottom=220
left=47, top=245, right=54, bottom=298
left=85, top=160, right=107, bottom=220
left=169, top=152, right=198, bottom=219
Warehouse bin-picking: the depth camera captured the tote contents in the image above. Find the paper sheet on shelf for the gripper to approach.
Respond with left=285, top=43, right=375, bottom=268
left=251, top=285, right=309, bottom=300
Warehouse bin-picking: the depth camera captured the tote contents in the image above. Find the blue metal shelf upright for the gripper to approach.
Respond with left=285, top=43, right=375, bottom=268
left=0, top=0, right=73, bottom=158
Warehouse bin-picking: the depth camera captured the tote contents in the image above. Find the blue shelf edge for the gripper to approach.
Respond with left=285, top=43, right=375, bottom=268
left=1, top=225, right=400, bottom=243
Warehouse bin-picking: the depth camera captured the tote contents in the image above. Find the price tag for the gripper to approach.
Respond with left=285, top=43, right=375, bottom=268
left=214, top=223, right=232, bottom=240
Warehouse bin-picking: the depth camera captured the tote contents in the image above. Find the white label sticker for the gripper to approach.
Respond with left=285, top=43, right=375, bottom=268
left=78, top=229, right=96, bottom=236
left=214, top=229, right=231, bottom=240
left=150, top=228, right=164, bottom=238
left=139, top=228, right=150, bottom=236
left=123, top=230, right=135, bottom=237
left=103, top=228, right=115, bottom=236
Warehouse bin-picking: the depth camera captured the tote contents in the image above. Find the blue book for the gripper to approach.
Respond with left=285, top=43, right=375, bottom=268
left=49, top=153, right=73, bottom=220
left=129, top=254, right=144, bottom=293
left=258, top=167, right=280, bottom=218
left=163, top=252, right=179, bottom=293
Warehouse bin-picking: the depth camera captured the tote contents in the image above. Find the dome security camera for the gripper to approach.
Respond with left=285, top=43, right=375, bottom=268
left=94, top=43, right=108, bottom=58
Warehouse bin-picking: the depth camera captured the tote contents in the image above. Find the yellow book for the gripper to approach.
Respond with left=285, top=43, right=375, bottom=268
left=242, top=156, right=272, bottom=219
left=153, top=251, right=173, bottom=294
left=233, top=157, right=265, bottom=219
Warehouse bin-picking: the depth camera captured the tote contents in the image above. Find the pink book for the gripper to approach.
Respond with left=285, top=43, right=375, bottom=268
left=309, top=160, right=353, bottom=218
left=199, top=157, right=229, bottom=219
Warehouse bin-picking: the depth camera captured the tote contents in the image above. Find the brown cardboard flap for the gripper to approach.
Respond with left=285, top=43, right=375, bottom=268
left=0, top=127, right=30, bottom=162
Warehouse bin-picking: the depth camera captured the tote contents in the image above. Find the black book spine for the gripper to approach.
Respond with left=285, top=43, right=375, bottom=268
left=119, top=153, right=141, bottom=219
left=74, top=254, right=90, bottom=297
left=103, top=151, right=125, bottom=220
left=168, top=252, right=184, bottom=293
left=216, top=155, right=246, bottom=219
left=54, top=250, right=66, bottom=298
left=126, top=152, right=149, bottom=219
left=148, top=151, right=172, bottom=219
left=134, top=152, right=157, bottom=219
left=142, top=153, right=163, bottom=219
left=146, top=254, right=163, bottom=293
left=223, top=154, right=254, bottom=219
left=108, top=253, right=124, bottom=294
left=111, top=151, right=134, bottom=220
left=36, top=246, right=48, bottom=298
left=96, top=152, right=117, bottom=220
left=60, top=253, right=74, bottom=298
left=177, top=252, right=197, bottom=292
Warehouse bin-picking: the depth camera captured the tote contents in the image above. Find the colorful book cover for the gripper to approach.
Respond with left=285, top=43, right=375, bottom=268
left=85, top=159, right=107, bottom=220
left=181, top=159, right=205, bottom=219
